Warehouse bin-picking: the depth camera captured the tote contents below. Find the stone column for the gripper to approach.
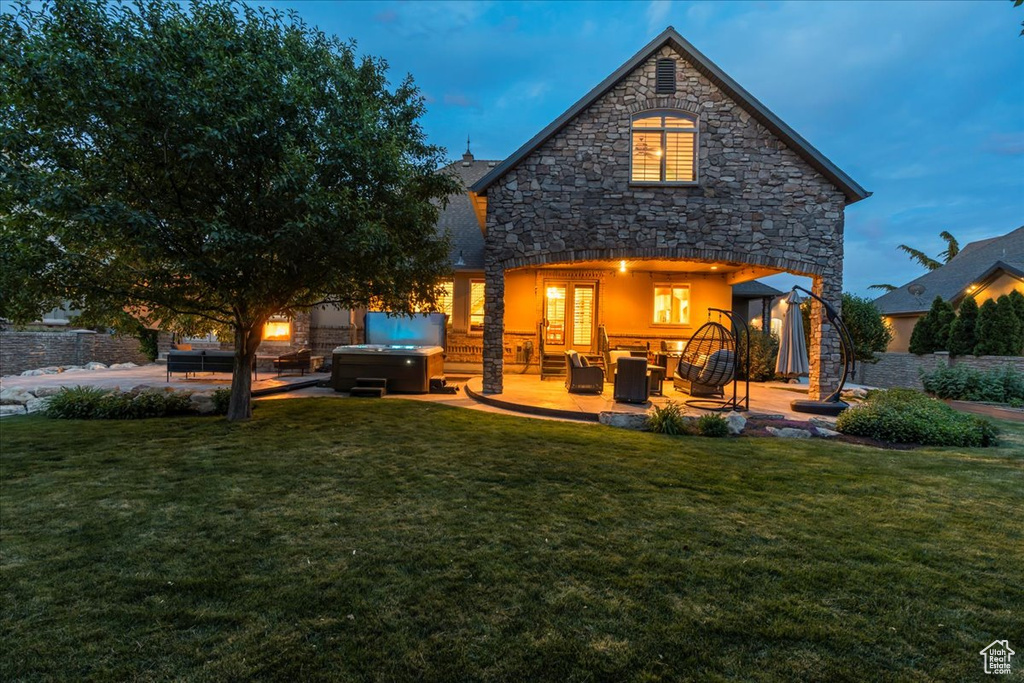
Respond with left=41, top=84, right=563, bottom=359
left=808, top=273, right=843, bottom=401
left=482, top=259, right=505, bottom=394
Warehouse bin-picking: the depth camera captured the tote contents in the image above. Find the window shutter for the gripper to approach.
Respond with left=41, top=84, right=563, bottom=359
left=655, top=59, right=676, bottom=94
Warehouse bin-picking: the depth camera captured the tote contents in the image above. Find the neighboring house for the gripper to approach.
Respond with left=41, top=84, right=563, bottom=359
left=873, top=226, right=1024, bottom=352
left=468, top=26, right=868, bottom=400
left=732, top=280, right=783, bottom=335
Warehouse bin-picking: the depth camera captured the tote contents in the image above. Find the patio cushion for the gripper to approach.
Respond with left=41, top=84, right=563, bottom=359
left=697, top=349, right=735, bottom=385
left=579, top=355, right=590, bottom=367
left=569, top=352, right=583, bottom=368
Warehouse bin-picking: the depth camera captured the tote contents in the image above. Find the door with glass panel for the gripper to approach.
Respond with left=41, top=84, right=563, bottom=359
left=544, top=282, right=597, bottom=353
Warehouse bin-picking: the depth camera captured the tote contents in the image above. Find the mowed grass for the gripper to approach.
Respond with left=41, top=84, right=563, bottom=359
left=1, top=400, right=1022, bottom=682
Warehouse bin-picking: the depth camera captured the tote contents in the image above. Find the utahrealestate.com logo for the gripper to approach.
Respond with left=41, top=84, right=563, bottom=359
left=980, top=640, right=1015, bottom=675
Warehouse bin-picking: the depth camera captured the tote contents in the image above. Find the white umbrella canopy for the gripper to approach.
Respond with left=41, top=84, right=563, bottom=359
left=775, top=289, right=809, bottom=379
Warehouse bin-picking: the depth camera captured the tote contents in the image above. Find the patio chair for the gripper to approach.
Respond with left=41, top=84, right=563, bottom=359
left=564, top=350, right=604, bottom=394
left=613, top=356, right=650, bottom=404
left=674, top=321, right=736, bottom=398
left=273, top=348, right=312, bottom=376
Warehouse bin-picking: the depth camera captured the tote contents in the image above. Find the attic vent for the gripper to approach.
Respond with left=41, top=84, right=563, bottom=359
left=655, top=59, right=676, bottom=94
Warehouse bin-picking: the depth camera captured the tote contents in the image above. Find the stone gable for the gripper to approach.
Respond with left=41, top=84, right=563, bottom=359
left=484, top=45, right=845, bottom=279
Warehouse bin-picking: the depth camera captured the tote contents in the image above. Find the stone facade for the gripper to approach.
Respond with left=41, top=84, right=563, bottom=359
left=480, top=44, right=847, bottom=398
left=857, top=352, right=1024, bottom=390
left=0, top=329, right=150, bottom=376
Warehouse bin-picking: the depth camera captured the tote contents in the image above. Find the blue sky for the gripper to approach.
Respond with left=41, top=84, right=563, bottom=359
left=260, top=0, right=1023, bottom=297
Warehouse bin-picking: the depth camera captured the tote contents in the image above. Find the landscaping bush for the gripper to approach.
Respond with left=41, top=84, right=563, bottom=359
left=836, top=388, right=998, bottom=447
left=46, top=387, right=197, bottom=419
left=947, top=295, right=978, bottom=356
left=974, top=296, right=1022, bottom=356
left=737, top=330, right=779, bottom=382
left=841, top=293, right=892, bottom=362
left=909, top=296, right=955, bottom=355
left=645, top=401, right=690, bottom=435
left=921, top=364, right=1024, bottom=404
left=212, top=389, right=232, bottom=415
left=696, top=414, right=730, bottom=438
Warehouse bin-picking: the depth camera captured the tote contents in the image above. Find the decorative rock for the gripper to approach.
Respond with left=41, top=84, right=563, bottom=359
left=84, top=362, right=108, bottom=370
left=20, top=369, right=45, bottom=377
left=31, top=386, right=64, bottom=398
left=0, top=404, right=27, bottom=417
left=62, top=367, right=88, bottom=374
left=40, top=366, right=62, bottom=374
left=25, top=397, right=52, bottom=414
left=748, top=412, right=786, bottom=421
left=814, top=427, right=841, bottom=438
left=766, top=426, right=812, bottom=439
left=0, top=388, right=35, bottom=403
left=808, top=416, right=838, bottom=430
left=109, top=362, right=139, bottom=370
left=126, top=384, right=154, bottom=395
left=598, top=411, right=649, bottom=430
left=842, top=388, right=868, bottom=400
left=724, top=411, right=746, bottom=435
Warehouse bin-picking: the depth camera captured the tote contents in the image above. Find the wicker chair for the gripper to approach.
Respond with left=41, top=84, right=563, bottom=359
left=674, top=321, right=736, bottom=398
left=614, top=356, right=650, bottom=403
left=565, top=351, right=604, bottom=394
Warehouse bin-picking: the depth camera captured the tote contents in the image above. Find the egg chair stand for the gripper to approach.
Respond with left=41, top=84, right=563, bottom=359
left=789, top=285, right=857, bottom=416
left=675, top=308, right=750, bottom=412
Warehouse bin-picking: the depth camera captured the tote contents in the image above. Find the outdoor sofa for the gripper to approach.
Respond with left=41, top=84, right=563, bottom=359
left=166, top=350, right=240, bottom=381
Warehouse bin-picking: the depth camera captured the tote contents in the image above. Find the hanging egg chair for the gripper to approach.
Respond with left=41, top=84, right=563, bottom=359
left=673, top=320, right=736, bottom=399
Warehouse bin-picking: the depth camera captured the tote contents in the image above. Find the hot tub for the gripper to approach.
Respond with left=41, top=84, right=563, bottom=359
left=332, top=313, right=447, bottom=394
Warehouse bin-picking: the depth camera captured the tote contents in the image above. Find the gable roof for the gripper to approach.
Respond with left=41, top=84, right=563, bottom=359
left=437, top=156, right=499, bottom=271
left=732, top=280, right=783, bottom=299
left=873, top=226, right=1024, bottom=315
left=471, top=26, right=869, bottom=204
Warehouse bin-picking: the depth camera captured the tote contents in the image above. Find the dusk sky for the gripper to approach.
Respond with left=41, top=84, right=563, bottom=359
left=258, top=0, right=1023, bottom=297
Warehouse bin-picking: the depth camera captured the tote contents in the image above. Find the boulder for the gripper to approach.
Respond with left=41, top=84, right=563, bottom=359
left=62, top=367, right=88, bottom=374
left=189, top=391, right=217, bottom=415
left=125, top=384, right=154, bottom=395
left=40, top=366, right=62, bottom=374
left=808, top=416, right=838, bottom=430
left=25, top=397, right=52, bottom=414
left=724, top=411, right=746, bottom=435
left=748, top=412, right=786, bottom=420
left=842, top=387, right=868, bottom=400
left=0, top=404, right=27, bottom=417
left=0, top=387, right=35, bottom=403
left=598, top=411, right=649, bottom=430
left=20, top=369, right=45, bottom=377
left=814, top=427, right=841, bottom=439
left=84, top=362, right=108, bottom=370
left=109, top=362, right=139, bottom=370
left=766, top=426, right=812, bottom=439
left=31, top=386, right=64, bottom=398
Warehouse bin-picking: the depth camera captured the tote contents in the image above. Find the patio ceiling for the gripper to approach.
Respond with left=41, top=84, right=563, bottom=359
left=533, top=259, right=782, bottom=283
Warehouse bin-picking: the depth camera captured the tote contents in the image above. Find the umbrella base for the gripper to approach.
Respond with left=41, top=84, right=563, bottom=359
left=791, top=399, right=849, bottom=416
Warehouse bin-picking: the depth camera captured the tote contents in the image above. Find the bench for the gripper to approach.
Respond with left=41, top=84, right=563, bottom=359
left=166, top=350, right=249, bottom=381
left=272, top=349, right=320, bottom=376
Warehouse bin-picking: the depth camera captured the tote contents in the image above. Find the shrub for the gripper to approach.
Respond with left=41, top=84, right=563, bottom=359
left=947, top=295, right=978, bottom=356
left=45, top=386, right=109, bottom=419
left=646, top=401, right=690, bottom=435
left=841, top=293, right=892, bottom=362
left=921, top=364, right=1024, bottom=404
left=696, top=414, right=729, bottom=438
left=45, top=387, right=198, bottom=419
left=737, top=330, right=779, bottom=382
left=135, top=326, right=160, bottom=362
left=836, top=389, right=998, bottom=447
left=212, top=389, right=232, bottom=415
left=909, top=297, right=955, bottom=355
left=974, top=296, right=1022, bottom=356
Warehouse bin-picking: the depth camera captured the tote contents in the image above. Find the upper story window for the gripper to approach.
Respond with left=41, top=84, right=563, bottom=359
left=631, top=111, right=698, bottom=184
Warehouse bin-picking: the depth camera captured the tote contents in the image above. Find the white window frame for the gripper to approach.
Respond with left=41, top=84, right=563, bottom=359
left=630, top=110, right=699, bottom=186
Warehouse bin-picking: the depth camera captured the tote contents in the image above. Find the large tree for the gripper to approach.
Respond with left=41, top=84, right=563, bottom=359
left=869, top=231, right=959, bottom=292
left=1, top=0, right=458, bottom=420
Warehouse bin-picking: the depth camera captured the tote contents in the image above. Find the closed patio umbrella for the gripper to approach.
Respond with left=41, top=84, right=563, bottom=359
left=775, top=289, right=809, bottom=379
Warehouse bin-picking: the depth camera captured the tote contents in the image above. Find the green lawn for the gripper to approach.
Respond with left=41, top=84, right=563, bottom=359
left=2, top=400, right=1022, bottom=681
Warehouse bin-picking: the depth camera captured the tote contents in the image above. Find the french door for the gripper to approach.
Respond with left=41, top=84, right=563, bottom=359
left=544, top=281, right=597, bottom=353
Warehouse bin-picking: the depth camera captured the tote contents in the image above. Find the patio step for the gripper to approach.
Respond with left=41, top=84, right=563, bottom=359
left=355, top=377, right=387, bottom=388
left=350, top=386, right=386, bottom=398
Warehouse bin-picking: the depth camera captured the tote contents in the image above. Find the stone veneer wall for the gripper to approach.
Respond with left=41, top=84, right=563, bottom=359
left=481, top=44, right=847, bottom=398
left=0, top=329, right=149, bottom=376
left=310, top=324, right=361, bottom=359
left=857, top=352, right=1024, bottom=390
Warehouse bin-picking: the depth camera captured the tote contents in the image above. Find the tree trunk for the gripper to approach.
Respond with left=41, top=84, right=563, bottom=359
left=226, top=325, right=263, bottom=421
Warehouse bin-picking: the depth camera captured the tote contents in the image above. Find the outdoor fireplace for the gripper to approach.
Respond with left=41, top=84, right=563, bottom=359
left=331, top=312, right=446, bottom=393
left=263, top=318, right=291, bottom=342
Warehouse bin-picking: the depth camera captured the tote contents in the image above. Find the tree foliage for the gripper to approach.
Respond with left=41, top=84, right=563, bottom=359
left=908, top=296, right=955, bottom=355
left=840, top=293, right=892, bottom=362
left=1, top=0, right=459, bottom=420
left=946, top=295, right=978, bottom=357
left=870, top=230, right=960, bottom=291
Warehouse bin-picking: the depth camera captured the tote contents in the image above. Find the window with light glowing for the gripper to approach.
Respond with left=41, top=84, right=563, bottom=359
left=653, top=284, right=690, bottom=325
left=469, top=280, right=485, bottom=333
left=437, top=280, right=454, bottom=325
left=263, top=319, right=291, bottom=341
left=631, top=112, right=697, bottom=183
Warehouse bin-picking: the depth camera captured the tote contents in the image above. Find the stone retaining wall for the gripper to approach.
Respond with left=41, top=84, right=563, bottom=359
left=856, top=352, right=1024, bottom=390
left=0, top=330, right=149, bottom=376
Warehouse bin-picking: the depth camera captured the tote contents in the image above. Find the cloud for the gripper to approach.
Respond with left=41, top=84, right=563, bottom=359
left=443, top=93, right=477, bottom=108
left=646, top=0, right=672, bottom=35
left=983, top=132, right=1024, bottom=156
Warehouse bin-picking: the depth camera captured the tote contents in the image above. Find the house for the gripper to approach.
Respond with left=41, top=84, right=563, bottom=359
left=873, top=226, right=1024, bottom=352
left=467, top=26, right=868, bottom=400
left=732, top=280, right=784, bottom=336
